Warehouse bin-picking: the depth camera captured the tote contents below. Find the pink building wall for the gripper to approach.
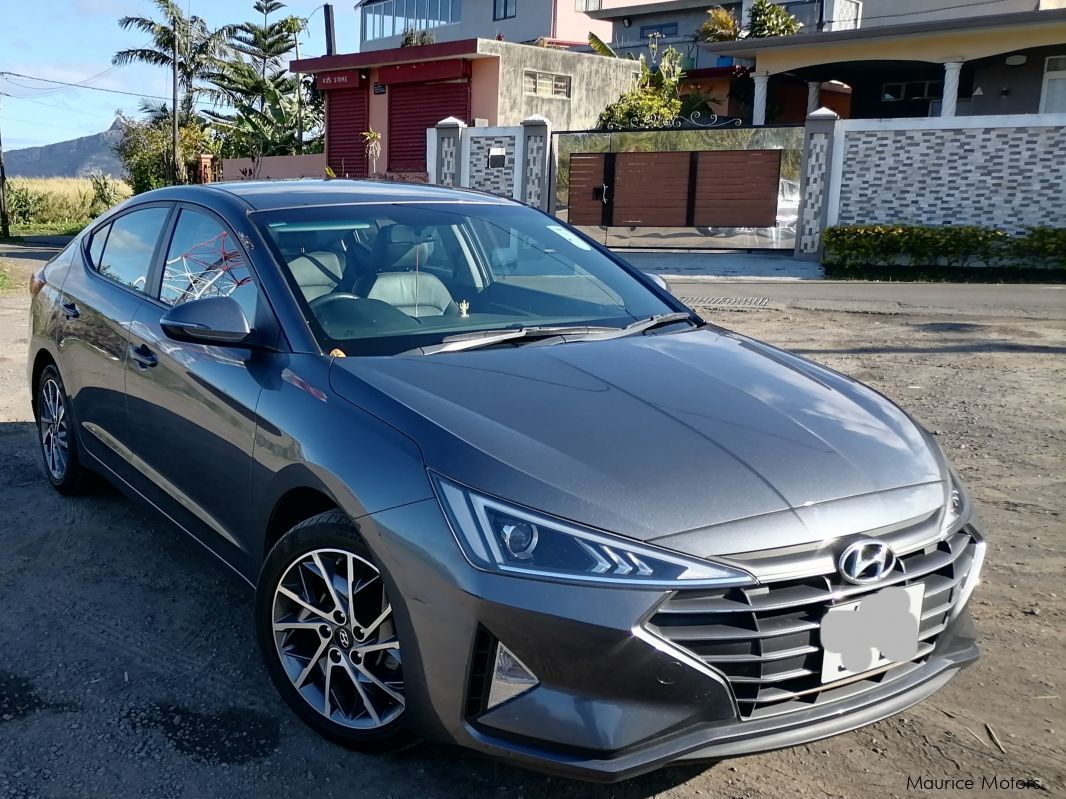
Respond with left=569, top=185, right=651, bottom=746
left=470, top=58, right=501, bottom=125
left=553, top=0, right=613, bottom=42
left=221, top=153, right=327, bottom=181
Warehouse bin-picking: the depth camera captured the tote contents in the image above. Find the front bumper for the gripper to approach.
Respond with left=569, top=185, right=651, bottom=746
left=366, top=500, right=982, bottom=783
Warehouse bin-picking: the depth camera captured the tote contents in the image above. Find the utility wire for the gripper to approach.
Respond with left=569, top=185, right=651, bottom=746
left=0, top=74, right=215, bottom=109
left=0, top=91, right=123, bottom=120
left=0, top=71, right=176, bottom=102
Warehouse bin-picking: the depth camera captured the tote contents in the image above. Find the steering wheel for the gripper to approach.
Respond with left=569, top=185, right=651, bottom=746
left=309, top=292, right=362, bottom=312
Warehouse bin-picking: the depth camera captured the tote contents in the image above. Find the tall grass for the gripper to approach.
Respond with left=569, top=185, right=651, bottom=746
left=7, top=177, right=132, bottom=226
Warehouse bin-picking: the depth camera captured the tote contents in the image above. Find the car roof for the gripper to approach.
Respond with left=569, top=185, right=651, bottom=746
left=140, top=179, right=518, bottom=212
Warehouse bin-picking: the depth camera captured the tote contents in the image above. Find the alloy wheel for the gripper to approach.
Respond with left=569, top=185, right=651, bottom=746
left=38, top=378, right=69, bottom=481
left=271, top=548, right=404, bottom=729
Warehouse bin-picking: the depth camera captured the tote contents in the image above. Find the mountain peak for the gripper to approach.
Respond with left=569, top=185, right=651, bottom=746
left=5, top=125, right=126, bottom=179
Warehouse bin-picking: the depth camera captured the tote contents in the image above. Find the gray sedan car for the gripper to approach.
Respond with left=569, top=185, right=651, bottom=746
left=27, top=180, right=984, bottom=781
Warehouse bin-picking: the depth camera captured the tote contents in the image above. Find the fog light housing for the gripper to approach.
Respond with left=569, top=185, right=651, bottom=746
left=486, top=643, right=539, bottom=709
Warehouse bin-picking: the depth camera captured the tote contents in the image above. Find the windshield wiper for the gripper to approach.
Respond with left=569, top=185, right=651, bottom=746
left=400, top=313, right=698, bottom=356
left=400, top=324, right=620, bottom=356
left=616, top=311, right=698, bottom=337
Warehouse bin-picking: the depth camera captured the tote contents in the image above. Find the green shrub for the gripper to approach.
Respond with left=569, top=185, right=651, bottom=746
left=1016, top=226, right=1066, bottom=269
left=88, top=171, right=124, bottom=218
left=7, top=182, right=47, bottom=224
left=823, top=224, right=1066, bottom=270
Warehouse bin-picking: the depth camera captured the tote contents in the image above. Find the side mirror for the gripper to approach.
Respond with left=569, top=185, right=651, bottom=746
left=160, top=296, right=252, bottom=346
left=650, top=274, right=669, bottom=291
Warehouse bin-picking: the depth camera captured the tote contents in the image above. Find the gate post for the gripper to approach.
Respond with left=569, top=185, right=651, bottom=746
left=795, top=107, right=839, bottom=261
left=519, top=115, right=551, bottom=210
left=431, top=116, right=466, bottom=187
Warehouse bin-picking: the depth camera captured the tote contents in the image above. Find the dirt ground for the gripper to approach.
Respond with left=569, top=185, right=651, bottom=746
left=0, top=265, right=1063, bottom=798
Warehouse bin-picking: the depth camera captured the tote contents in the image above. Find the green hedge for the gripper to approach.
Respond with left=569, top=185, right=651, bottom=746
left=822, top=225, right=1066, bottom=271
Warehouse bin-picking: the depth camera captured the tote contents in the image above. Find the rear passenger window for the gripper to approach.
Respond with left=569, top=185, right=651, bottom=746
left=160, top=209, right=257, bottom=322
left=88, top=224, right=110, bottom=267
left=95, top=208, right=170, bottom=291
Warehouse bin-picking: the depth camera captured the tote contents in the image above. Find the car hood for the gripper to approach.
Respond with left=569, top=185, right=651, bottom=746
left=330, top=327, right=944, bottom=553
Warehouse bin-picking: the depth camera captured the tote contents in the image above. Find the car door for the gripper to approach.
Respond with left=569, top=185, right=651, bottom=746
left=57, top=204, right=173, bottom=478
left=124, top=204, right=280, bottom=572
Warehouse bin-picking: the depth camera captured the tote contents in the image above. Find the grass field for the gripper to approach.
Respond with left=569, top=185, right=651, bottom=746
left=4, top=176, right=131, bottom=237
left=0, top=260, right=14, bottom=293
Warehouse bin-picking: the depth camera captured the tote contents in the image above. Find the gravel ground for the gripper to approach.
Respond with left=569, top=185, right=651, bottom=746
left=0, top=277, right=1063, bottom=799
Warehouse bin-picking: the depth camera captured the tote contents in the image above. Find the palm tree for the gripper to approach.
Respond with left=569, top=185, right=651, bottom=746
left=700, top=6, right=742, bottom=43
left=112, top=0, right=234, bottom=118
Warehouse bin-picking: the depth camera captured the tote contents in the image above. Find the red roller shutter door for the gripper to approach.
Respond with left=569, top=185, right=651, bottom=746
left=388, top=81, right=470, bottom=172
left=326, top=86, right=369, bottom=178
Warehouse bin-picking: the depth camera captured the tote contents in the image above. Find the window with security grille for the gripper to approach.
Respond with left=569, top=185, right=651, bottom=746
left=523, top=70, right=571, bottom=98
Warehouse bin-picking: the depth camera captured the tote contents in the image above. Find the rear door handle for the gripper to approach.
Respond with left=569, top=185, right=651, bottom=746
left=129, top=344, right=158, bottom=369
left=62, top=301, right=80, bottom=320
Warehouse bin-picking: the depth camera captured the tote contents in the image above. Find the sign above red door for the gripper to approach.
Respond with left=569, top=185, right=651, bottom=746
left=315, top=69, right=364, bottom=90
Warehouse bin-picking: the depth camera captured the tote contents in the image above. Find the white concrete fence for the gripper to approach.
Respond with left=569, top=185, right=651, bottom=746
left=795, top=110, right=1066, bottom=257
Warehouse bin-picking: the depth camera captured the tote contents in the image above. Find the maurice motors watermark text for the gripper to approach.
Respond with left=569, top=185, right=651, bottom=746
left=907, top=775, right=1045, bottom=791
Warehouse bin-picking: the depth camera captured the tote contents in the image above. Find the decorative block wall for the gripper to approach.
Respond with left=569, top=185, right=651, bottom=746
left=523, top=133, right=547, bottom=207
left=468, top=135, right=516, bottom=197
left=438, top=134, right=458, bottom=187
left=836, top=125, right=1066, bottom=232
left=798, top=131, right=830, bottom=254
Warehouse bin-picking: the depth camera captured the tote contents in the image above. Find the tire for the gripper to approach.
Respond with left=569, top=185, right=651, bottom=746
left=35, top=364, right=89, bottom=496
left=255, top=510, right=416, bottom=752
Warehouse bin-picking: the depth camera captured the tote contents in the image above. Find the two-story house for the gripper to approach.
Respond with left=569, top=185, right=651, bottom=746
left=587, top=0, right=1066, bottom=123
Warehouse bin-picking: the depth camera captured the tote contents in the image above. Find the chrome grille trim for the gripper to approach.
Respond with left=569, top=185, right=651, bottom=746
left=648, top=526, right=980, bottom=720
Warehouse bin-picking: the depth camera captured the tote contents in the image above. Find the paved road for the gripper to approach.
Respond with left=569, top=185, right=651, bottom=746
left=667, top=279, right=1066, bottom=320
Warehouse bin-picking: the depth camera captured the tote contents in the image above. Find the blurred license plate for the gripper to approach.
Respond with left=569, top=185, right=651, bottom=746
left=820, top=583, right=924, bottom=683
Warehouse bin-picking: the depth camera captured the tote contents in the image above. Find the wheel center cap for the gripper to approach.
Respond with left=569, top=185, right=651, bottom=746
left=334, top=626, right=353, bottom=650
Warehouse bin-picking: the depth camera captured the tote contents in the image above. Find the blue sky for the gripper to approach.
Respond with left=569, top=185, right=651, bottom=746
left=1, top=0, right=358, bottom=151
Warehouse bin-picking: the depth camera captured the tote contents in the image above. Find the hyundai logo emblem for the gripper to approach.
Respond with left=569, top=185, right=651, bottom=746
left=838, top=540, right=897, bottom=585
left=336, top=627, right=352, bottom=649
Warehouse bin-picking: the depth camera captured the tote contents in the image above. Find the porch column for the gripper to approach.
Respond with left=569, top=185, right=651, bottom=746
left=941, top=61, right=963, bottom=117
left=806, top=81, right=821, bottom=115
left=752, top=74, right=769, bottom=126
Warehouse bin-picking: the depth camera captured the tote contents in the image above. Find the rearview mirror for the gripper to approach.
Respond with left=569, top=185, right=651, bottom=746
left=160, top=296, right=252, bottom=346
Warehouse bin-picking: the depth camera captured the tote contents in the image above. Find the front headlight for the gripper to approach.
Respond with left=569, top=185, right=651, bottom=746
left=433, top=476, right=755, bottom=588
left=941, top=471, right=970, bottom=533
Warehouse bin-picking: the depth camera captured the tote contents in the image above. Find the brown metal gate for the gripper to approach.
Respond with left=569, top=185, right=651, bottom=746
left=567, top=149, right=782, bottom=230
left=568, top=153, right=607, bottom=226
left=613, top=152, right=691, bottom=226
left=694, top=150, right=781, bottom=228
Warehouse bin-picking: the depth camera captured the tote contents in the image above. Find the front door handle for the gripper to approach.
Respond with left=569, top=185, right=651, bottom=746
left=129, top=344, right=158, bottom=369
left=62, top=301, right=80, bottom=320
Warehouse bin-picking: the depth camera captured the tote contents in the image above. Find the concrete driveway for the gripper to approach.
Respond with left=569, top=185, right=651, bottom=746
left=1, top=262, right=1063, bottom=797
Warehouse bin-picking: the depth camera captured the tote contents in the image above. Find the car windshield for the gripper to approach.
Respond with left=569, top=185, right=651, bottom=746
left=252, top=202, right=676, bottom=356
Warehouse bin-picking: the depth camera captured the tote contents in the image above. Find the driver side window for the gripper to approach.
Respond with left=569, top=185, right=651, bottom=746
left=93, top=207, right=171, bottom=292
left=159, top=209, right=258, bottom=323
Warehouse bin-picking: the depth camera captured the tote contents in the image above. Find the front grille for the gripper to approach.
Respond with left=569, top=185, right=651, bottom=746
left=648, top=527, right=980, bottom=720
